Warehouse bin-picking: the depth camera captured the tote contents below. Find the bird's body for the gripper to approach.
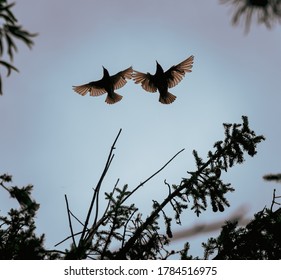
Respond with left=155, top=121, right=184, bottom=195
left=133, top=55, right=194, bottom=104
left=73, top=66, right=133, bottom=104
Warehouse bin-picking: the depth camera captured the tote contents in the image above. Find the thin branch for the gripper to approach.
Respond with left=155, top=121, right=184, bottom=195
left=92, top=154, right=115, bottom=229
left=121, top=148, right=185, bottom=205
left=83, top=182, right=123, bottom=256
left=69, top=210, right=84, bottom=227
left=100, top=211, right=118, bottom=260
left=114, top=142, right=235, bottom=259
left=270, top=189, right=276, bottom=212
left=0, top=181, right=10, bottom=192
left=270, top=189, right=281, bottom=212
left=164, top=179, right=172, bottom=196
left=164, top=180, right=179, bottom=215
left=94, top=178, right=120, bottom=228
left=121, top=208, right=138, bottom=248
left=82, top=157, right=115, bottom=245
left=79, top=128, right=122, bottom=245
left=64, top=194, right=76, bottom=248
left=82, top=179, right=121, bottom=247
left=54, top=230, right=83, bottom=247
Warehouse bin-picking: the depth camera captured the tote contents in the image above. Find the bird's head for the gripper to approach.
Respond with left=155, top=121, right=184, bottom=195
left=102, top=66, right=110, bottom=77
left=156, top=61, right=164, bottom=73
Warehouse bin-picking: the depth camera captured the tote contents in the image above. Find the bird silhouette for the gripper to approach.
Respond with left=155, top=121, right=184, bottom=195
left=133, top=55, right=194, bottom=104
left=73, top=66, right=133, bottom=104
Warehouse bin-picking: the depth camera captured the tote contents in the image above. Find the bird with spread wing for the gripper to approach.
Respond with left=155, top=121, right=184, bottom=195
left=73, top=66, right=133, bottom=104
left=133, top=55, right=194, bottom=104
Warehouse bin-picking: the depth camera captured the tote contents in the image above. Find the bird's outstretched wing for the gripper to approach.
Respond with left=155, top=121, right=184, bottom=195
left=112, top=66, right=133, bottom=90
left=133, top=71, right=157, bottom=93
left=165, top=55, right=194, bottom=88
left=72, top=80, right=107, bottom=96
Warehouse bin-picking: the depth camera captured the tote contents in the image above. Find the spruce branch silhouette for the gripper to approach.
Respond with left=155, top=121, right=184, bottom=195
left=113, top=116, right=265, bottom=259
left=55, top=116, right=264, bottom=259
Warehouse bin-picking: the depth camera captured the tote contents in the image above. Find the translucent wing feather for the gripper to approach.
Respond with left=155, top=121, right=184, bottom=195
left=133, top=71, right=157, bottom=93
left=165, top=55, right=194, bottom=88
left=112, top=66, right=133, bottom=90
left=72, top=80, right=107, bottom=96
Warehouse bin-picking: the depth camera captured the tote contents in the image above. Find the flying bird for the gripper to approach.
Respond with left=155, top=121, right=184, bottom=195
left=73, top=66, right=133, bottom=104
left=133, top=55, right=194, bottom=104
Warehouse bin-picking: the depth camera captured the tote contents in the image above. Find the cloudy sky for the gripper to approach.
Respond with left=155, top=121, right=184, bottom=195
left=1, top=0, right=281, bottom=258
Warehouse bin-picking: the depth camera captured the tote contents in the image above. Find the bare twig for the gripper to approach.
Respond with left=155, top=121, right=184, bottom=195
left=270, top=189, right=276, bottom=212
left=69, top=210, right=84, bottom=227
left=57, top=179, right=121, bottom=248
left=121, top=148, right=185, bottom=205
left=64, top=195, right=76, bottom=248
left=57, top=130, right=122, bottom=250
left=270, top=189, right=281, bottom=212
left=121, top=209, right=138, bottom=248
left=0, top=181, right=10, bottom=192
left=79, top=129, right=122, bottom=245
left=92, top=155, right=115, bottom=229
left=54, top=231, right=83, bottom=247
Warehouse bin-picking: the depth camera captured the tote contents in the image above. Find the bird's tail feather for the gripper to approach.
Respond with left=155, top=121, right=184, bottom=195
left=159, top=92, right=176, bottom=104
left=105, top=92, right=123, bottom=104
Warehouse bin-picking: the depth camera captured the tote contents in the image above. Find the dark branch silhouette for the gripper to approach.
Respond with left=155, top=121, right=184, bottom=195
left=220, top=0, right=281, bottom=33
left=0, top=1, right=37, bottom=95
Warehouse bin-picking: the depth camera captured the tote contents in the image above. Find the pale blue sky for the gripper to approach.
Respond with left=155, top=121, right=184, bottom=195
left=0, top=0, right=281, bottom=258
